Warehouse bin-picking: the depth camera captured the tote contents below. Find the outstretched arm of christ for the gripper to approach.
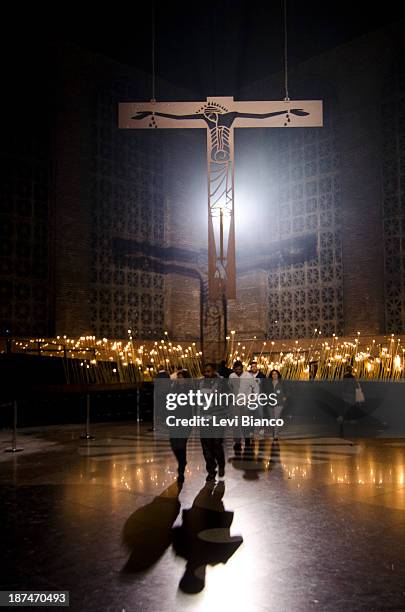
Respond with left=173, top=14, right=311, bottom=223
left=132, top=111, right=202, bottom=121
left=234, top=108, right=309, bottom=119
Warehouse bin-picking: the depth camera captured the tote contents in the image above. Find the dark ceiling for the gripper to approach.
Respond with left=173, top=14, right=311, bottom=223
left=2, top=1, right=404, bottom=99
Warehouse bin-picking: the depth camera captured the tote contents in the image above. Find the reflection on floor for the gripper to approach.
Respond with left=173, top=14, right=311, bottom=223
left=1, top=422, right=405, bottom=611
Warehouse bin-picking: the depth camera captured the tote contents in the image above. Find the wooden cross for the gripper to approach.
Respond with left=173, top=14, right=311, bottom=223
left=119, top=96, right=322, bottom=302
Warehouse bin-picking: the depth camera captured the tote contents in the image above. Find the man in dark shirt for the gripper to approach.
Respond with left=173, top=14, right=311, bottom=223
left=200, top=363, right=228, bottom=482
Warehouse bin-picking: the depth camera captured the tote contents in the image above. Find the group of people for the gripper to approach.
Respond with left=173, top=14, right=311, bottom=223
left=155, top=360, right=286, bottom=485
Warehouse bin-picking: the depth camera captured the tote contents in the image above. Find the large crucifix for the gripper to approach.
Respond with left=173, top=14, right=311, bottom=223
left=119, top=96, right=322, bottom=356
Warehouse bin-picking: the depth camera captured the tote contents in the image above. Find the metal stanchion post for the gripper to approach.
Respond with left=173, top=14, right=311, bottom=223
left=4, top=400, right=23, bottom=453
left=80, top=394, right=95, bottom=440
left=136, top=387, right=140, bottom=423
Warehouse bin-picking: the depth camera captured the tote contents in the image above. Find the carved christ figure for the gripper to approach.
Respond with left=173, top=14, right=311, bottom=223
left=131, top=105, right=309, bottom=163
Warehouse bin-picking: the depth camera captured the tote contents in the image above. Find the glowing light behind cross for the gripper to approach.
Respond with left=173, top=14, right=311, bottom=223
left=119, top=97, right=322, bottom=301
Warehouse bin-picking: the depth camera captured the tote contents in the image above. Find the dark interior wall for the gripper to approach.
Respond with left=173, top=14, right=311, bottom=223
left=2, top=22, right=405, bottom=342
left=238, top=21, right=405, bottom=337
left=0, top=44, right=53, bottom=337
left=381, top=53, right=405, bottom=333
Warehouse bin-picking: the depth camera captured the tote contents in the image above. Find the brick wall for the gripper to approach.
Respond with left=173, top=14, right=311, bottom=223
left=228, top=271, right=269, bottom=338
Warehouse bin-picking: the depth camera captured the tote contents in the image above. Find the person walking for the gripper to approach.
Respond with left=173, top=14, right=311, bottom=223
left=249, top=360, right=266, bottom=380
left=200, top=363, right=228, bottom=482
left=249, top=361, right=266, bottom=439
left=229, top=360, right=256, bottom=453
left=269, top=369, right=286, bottom=441
left=169, top=370, right=192, bottom=484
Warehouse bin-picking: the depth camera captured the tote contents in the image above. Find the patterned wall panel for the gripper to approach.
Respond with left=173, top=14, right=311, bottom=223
left=89, top=83, right=165, bottom=339
left=382, top=64, right=405, bottom=333
left=0, top=134, right=51, bottom=337
left=267, top=117, right=343, bottom=339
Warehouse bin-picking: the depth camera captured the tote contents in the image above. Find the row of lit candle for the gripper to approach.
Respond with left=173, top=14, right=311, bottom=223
left=3, top=330, right=404, bottom=382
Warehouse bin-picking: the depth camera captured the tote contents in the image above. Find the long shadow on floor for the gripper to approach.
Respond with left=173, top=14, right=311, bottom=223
left=121, top=481, right=243, bottom=594
left=172, top=482, right=243, bottom=593
left=121, top=482, right=181, bottom=573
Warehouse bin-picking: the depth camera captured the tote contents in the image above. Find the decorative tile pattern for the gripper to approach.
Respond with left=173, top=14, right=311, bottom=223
left=267, top=118, right=343, bottom=339
left=382, top=65, right=405, bottom=333
left=89, top=83, right=165, bottom=339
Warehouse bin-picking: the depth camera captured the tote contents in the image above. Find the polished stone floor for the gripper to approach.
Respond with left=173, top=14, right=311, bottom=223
left=1, top=422, right=405, bottom=611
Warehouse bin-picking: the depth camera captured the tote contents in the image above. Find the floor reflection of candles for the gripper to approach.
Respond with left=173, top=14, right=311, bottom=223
left=3, top=422, right=405, bottom=611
